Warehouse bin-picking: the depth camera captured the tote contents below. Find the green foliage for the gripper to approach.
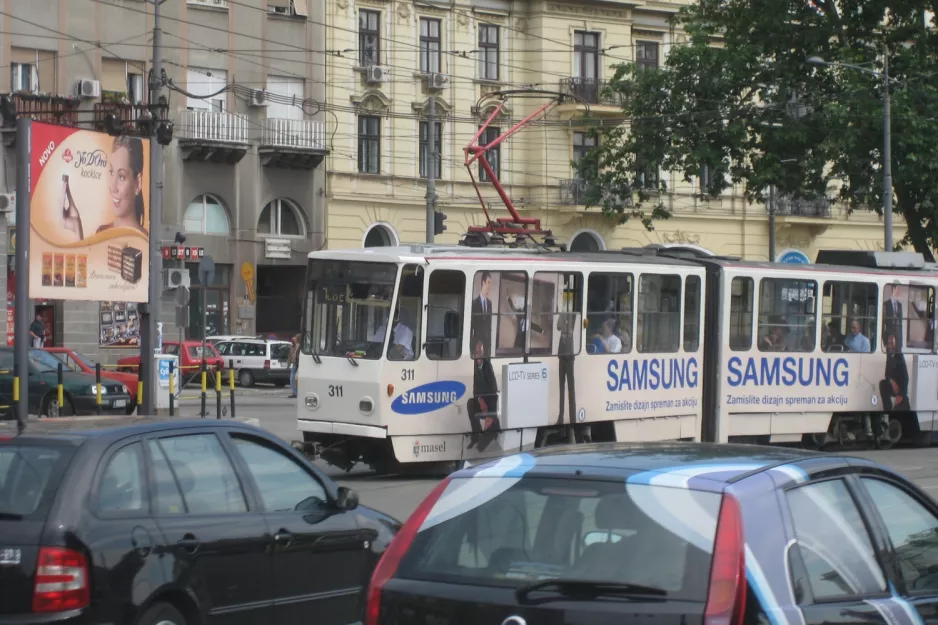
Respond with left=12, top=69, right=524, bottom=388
left=574, top=0, right=938, bottom=258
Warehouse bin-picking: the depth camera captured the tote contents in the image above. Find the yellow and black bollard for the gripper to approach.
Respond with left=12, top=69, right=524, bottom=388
left=56, top=363, right=64, bottom=417
left=12, top=373, right=19, bottom=420
left=168, top=360, right=175, bottom=417
left=137, top=380, right=143, bottom=414
left=228, top=366, right=236, bottom=419
left=200, top=361, right=207, bottom=418
left=95, top=363, right=102, bottom=415
left=215, top=363, right=223, bottom=419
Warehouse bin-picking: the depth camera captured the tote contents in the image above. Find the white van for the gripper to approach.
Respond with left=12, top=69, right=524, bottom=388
left=215, top=339, right=292, bottom=387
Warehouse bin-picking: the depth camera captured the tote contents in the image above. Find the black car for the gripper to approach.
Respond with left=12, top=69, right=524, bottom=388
left=0, top=417, right=400, bottom=625
left=366, top=442, right=938, bottom=625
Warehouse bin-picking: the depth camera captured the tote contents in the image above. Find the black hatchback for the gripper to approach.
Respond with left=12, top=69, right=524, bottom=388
left=0, top=417, right=400, bottom=625
left=367, top=442, right=938, bottom=625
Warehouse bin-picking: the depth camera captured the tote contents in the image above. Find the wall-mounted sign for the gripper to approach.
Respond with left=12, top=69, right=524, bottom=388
left=777, top=249, right=811, bottom=264
left=241, top=262, right=255, bottom=303
left=264, top=237, right=291, bottom=260
left=162, top=246, right=204, bottom=260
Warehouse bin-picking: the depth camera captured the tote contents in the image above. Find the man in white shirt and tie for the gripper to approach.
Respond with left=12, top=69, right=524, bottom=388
left=371, top=307, right=415, bottom=360
left=883, top=284, right=904, bottom=350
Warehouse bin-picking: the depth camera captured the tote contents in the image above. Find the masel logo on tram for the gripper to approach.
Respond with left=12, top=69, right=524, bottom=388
left=294, top=246, right=938, bottom=471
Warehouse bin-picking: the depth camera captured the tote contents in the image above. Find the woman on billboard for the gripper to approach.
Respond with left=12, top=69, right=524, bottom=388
left=61, top=135, right=147, bottom=240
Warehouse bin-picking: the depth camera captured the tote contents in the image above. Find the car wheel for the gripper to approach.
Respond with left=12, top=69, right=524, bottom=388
left=239, top=369, right=255, bottom=388
left=40, top=393, right=72, bottom=418
left=138, top=602, right=187, bottom=625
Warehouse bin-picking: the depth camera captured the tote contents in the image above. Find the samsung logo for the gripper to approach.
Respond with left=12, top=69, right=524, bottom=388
left=391, top=381, right=466, bottom=415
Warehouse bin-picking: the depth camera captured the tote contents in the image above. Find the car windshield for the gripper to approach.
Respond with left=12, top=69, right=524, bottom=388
left=69, top=351, right=94, bottom=370
left=304, top=260, right=398, bottom=360
left=396, top=475, right=722, bottom=601
left=28, top=349, right=71, bottom=373
left=0, top=444, right=75, bottom=518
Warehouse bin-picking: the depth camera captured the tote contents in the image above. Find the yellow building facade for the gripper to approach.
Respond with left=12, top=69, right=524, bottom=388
left=323, top=0, right=900, bottom=259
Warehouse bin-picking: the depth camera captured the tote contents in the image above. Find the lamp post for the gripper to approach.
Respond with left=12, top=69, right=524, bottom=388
left=808, top=49, right=892, bottom=251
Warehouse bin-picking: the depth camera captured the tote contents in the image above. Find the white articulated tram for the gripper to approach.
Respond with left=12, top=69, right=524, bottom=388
left=296, top=245, right=938, bottom=470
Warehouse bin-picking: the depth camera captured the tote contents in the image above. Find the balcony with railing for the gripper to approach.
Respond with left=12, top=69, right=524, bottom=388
left=259, top=117, right=328, bottom=169
left=0, top=94, right=80, bottom=144
left=177, top=109, right=249, bottom=163
left=558, top=78, right=625, bottom=109
left=92, top=102, right=162, bottom=136
left=773, top=195, right=833, bottom=218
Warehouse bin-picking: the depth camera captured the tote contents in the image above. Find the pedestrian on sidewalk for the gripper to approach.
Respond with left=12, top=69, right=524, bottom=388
left=288, top=334, right=300, bottom=398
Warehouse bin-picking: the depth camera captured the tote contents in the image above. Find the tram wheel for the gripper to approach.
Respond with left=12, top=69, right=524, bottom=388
left=874, top=417, right=903, bottom=450
left=801, top=432, right=828, bottom=451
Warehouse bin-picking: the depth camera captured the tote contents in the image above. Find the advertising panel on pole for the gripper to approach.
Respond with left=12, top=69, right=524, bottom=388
left=28, top=121, right=150, bottom=302
left=99, top=301, right=140, bottom=347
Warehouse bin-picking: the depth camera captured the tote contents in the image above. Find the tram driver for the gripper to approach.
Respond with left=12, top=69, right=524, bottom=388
left=371, top=307, right=415, bottom=360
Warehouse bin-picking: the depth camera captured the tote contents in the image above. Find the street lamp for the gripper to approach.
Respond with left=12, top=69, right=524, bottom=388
left=807, top=50, right=893, bottom=251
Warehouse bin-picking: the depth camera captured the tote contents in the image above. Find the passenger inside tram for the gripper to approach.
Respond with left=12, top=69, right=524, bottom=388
left=590, top=316, right=623, bottom=354
left=845, top=318, right=871, bottom=353
left=759, top=316, right=789, bottom=352
left=371, top=306, right=415, bottom=360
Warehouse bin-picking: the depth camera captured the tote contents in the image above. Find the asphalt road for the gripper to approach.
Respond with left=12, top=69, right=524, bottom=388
left=181, top=388, right=938, bottom=523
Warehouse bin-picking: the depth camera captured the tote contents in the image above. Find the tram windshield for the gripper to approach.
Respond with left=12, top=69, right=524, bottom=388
left=304, top=260, right=398, bottom=359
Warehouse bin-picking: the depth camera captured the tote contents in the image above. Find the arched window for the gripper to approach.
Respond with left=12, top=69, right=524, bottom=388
left=184, top=194, right=231, bottom=235
left=258, top=198, right=305, bottom=237
left=568, top=229, right=606, bottom=252
left=363, top=222, right=399, bottom=247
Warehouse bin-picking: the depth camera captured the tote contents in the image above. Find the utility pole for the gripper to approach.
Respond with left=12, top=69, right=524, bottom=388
left=13, top=118, right=30, bottom=429
left=768, top=185, right=776, bottom=262
left=882, top=45, right=893, bottom=252
left=140, top=0, right=165, bottom=415
left=425, top=91, right=436, bottom=244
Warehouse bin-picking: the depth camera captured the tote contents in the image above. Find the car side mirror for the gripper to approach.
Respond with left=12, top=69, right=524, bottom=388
left=335, top=486, right=359, bottom=511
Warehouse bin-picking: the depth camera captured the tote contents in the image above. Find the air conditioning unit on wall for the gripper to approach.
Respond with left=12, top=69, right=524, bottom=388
left=76, top=79, right=101, bottom=99
left=365, top=66, right=386, bottom=85
left=163, top=268, right=191, bottom=290
left=0, top=193, right=15, bottom=213
left=428, top=73, right=448, bottom=91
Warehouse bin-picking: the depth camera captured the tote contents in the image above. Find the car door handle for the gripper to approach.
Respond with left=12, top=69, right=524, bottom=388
left=177, top=534, right=201, bottom=553
left=274, top=530, right=294, bottom=546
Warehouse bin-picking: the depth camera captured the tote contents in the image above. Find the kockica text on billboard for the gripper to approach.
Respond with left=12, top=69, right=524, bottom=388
left=28, top=121, right=150, bottom=303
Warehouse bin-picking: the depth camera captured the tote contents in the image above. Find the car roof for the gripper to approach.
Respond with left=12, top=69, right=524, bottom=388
left=456, top=442, right=841, bottom=486
left=0, top=416, right=260, bottom=445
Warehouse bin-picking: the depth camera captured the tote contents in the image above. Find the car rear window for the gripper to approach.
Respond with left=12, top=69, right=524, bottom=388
left=396, top=476, right=722, bottom=601
left=0, top=444, right=75, bottom=518
left=272, top=344, right=291, bottom=360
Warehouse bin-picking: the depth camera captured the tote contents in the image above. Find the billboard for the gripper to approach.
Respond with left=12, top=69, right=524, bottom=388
left=28, top=122, right=150, bottom=302
left=99, top=301, right=140, bottom=348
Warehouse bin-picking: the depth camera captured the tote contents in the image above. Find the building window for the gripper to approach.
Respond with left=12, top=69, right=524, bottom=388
left=569, top=230, right=605, bottom=251
left=363, top=223, right=398, bottom=247
left=573, top=131, right=597, bottom=168
left=186, top=264, right=231, bottom=340
left=359, top=10, right=381, bottom=66
left=184, top=194, right=231, bottom=235
left=573, top=31, right=600, bottom=80
left=758, top=278, right=818, bottom=352
left=479, top=126, right=500, bottom=182
left=186, top=67, right=227, bottom=111
left=478, top=24, right=499, bottom=81
left=127, top=72, right=145, bottom=104
left=258, top=198, right=305, bottom=237
left=420, top=121, right=442, bottom=179
left=11, top=62, right=37, bottom=93
left=636, top=41, right=660, bottom=70
left=420, top=17, right=441, bottom=74
left=636, top=162, right=659, bottom=189
left=358, top=115, right=381, bottom=174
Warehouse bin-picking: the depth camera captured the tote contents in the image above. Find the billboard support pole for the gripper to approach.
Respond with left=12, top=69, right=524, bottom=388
left=141, top=0, right=165, bottom=416
left=13, top=118, right=30, bottom=431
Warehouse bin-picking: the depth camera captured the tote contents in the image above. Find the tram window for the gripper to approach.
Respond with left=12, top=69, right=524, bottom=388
left=533, top=272, right=583, bottom=356
left=386, top=264, right=424, bottom=361
left=882, top=283, right=935, bottom=353
left=427, top=270, right=465, bottom=360
left=586, top=273, right=633, bottom=355
left=637, top=274, right=682, bottom=354
left=729, top=277, right=754, bottom=351
left=683, top=275, right=701, bottom=352
left=303, top=260, right=397, bottom=359
left=821, top=282, right=877, bottom=353
left=758, top=278, right=817, bottom=353
left=470, top=270, right=529, bottom=358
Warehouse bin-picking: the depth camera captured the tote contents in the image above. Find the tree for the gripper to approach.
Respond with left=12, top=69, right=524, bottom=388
left=574, top=0, right=938, bottom=260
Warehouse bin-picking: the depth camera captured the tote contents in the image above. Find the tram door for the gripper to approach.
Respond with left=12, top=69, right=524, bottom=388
left=424, top=269, right=471, bottom=437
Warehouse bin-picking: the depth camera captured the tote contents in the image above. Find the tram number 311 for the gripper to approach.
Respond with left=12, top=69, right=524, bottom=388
left=328, top=385, right=343, bottom=397
left=401, top=369, right=415, bottom=381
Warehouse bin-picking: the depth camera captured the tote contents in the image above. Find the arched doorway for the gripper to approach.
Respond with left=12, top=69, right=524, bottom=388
left=363, top=223, right=399, bottom=247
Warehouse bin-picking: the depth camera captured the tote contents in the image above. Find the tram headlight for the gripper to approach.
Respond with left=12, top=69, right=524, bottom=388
left=359, top=397, right=374, bottom=415
left=305, top=394, right=320, bottom=411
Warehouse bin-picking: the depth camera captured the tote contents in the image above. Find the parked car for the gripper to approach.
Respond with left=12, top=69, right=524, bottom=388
left=206, top=335, right=255, bottom=346
left=44, top=347, right=139, bottom=414
left=0, top=417, right=401, bottom=625
left=116, top=340, right=224, bottom=382
left=215, top=338, right=291, bottom=387
left=0, top=347, right=131, bottom=418
left=366, top=442, right=938, bottom=625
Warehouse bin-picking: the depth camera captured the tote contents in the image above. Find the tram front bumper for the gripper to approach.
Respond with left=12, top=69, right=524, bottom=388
left=297, top=418, right=388, bottom=439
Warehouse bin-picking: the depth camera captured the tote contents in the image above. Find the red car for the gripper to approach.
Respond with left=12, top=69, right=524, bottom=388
left=116, top=340, right=224, bottom=380
left=43, top=347, right=139, bottom=414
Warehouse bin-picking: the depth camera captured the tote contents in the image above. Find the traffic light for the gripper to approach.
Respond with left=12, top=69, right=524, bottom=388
left=434, top=211, right=447, bottom=236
